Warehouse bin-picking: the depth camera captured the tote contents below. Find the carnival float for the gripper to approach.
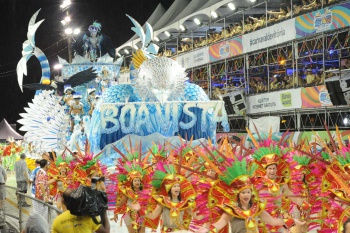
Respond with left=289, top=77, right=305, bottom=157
left=16, top=9, right=229, bottom=167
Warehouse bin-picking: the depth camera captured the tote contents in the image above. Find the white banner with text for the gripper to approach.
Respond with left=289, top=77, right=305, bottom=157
left=175, top=47, right=209, bottom=69
left=246, top=88, right=302, bottom=114
left=242, top=19, right=296, bottom=53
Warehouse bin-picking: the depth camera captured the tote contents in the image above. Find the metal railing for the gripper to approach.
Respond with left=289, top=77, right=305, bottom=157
left=3, top=185, right=62, bottom=232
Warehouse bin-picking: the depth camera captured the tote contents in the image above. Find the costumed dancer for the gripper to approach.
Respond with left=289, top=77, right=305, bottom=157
left=144, top=143, right=169, bottom=233
left=73, top=21, right=115, bottom=61
left=195, top=158, right=305, bottom=233
left=46, top=152, right=72, bottom=210
left=316, top=126, right=350, bottom=232
left=87, top=86, right=96, bottom=116
left=67, top=141, right=107, bottom=191
left=145, top=162, right=197, bottom=232
left=60, top=84, right=74, bottom=113
left=248, top=132, right=311, bottom=233
left=69, top=92, right=84, bottom=132
left=84, top=21, right=102, bottom=62
left=110, top=145, right=151, bottom=233
left=190, top=143, right=224, bottom=232
left=291, top=146, right=329, bottom=232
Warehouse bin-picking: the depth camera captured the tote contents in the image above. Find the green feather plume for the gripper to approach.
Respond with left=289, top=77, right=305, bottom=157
left=219, top=160, right=258, bottom=186
left=321, top=151, right=331, bottom=161
left=336, top=152, right=350, bottom=166
left=55, top=155, right=72, bottom=167
left=151, top=164, right=176, bottom=189
left=252, top=145, right=281, bottom=161
left=81, top=153, right=103, bottom=170
left=293, top=155, right=311, bottom=166
left=118, top=174, right=127, bottom=183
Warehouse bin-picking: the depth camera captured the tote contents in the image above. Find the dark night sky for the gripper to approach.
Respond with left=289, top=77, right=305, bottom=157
left=0, top=0, right=174, bottom=132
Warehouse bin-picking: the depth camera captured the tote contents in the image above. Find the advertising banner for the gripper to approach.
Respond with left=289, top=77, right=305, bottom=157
left=209, top=36, right=243, bottom=62
left=301, top=85, right=333, bottom=108
left=295, top=2, right=350, bottom=38
left=175, top=47, right=209, bottom=69
left=242, top=19, right=296, bottom=53
left=246, top=88, right=302, bottom=114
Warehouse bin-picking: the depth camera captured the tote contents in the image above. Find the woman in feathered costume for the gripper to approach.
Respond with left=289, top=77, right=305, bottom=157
left=72, top=21, right=115, bottom=61
left=144, top=162, right=197, bottom=232
left=47, top=152, right=72, bottom=210
left=191, top=141, right=229, bottom=233
left=67, top=141, right=107, bottom=190
left=195, top=158, right=305, bottom=233
left=317, top=127, right=350, bottom=233
left=111, top=145, right=151, bottom=233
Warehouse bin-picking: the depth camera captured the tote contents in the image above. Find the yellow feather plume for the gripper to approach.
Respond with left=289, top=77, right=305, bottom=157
left=132, top=49, right=147, bottom=69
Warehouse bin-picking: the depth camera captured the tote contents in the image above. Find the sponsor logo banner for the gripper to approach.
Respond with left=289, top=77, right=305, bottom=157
left=246, top=88, right=301, bottom=114
left=242, top=19, right=296, bottom=53
left=209, top=36, right=243, bottom=62
left=175, top=47, right=209, bottom=69
left=295, top=3, right=350, bottom=38
left=301, top=85, right=333, bottom=108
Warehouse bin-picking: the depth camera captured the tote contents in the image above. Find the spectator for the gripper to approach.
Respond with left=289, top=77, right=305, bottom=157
left=267, top=6, right=287, bottom=21
left=34, top=159, right=55, bottom=216
left=0, top=158, right=6, bottom=224
left=14, top=153, right=31, bottom=207
left=235, top=22, right=243, bottom=35
left=315, top=69, right=325, bottom=84
left=21, top=213, right=49, bottom=233
left=294, top=73, right=304, bottom=86
left=29, top=159, right=41, bottom=197
left=0, top=159, right=6, bottom=210
left=250, top=16, right=265, bottom=31
left=270, top=76, right=280, bottom=90
left=52, top=188, right=110, bottom=233
left=35, top=159, right=50, bottom=203
left=306, top=68, right=316, bottom=84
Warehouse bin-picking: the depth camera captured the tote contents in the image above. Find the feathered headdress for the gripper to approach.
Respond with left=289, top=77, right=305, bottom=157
left=151, top=162, right=196, bottom=200
left=88, top=21, right=101, bottom=32
left=208, top=159, right=264, bottom=231
left=252, top=144, right=282, bottom=169
left=112, top=141, right=150, bottom=187
left=152, top=163, right=179, bottom=192
left=67, top=140, right=106, bottom=187
left=149, top=143, right=168, bottom=163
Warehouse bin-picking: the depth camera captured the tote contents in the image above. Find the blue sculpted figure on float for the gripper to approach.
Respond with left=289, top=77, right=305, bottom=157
left=88, top=58, right=229, bottom=151
left=86, top=15, right=229, bottom=152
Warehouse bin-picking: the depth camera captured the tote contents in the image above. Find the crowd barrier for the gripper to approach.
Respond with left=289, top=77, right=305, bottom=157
left=3, top=185, right=62, bottom=232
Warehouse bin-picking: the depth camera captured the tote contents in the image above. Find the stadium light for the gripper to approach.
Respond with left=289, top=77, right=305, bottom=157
left=154, top=36, right=160, bottom=42
left=73, top=28, right=80, bottom=35
left=60, top=0, right=71, bottom=9
left=65, top=28, right=73, bottom=35
left=179, top=24, right=187, bottom=32
left=133, top=44, right=138, bottom=50
left=124, top=49, right=130, bottom=54
left=211, top=11, right=219, bottom=19
left=164, top=31, right=171, bottom=37
left=228, top=3, right=236, bottom=10
left=194, top=18, right=201, bottom=25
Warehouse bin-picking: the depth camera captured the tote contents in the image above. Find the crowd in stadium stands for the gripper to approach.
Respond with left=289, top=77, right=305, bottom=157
left=249, top=69, right=327, bottom=94
left=120, top=0, right=342, bottom=96
left=158, top=0, right=341, bottom=57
